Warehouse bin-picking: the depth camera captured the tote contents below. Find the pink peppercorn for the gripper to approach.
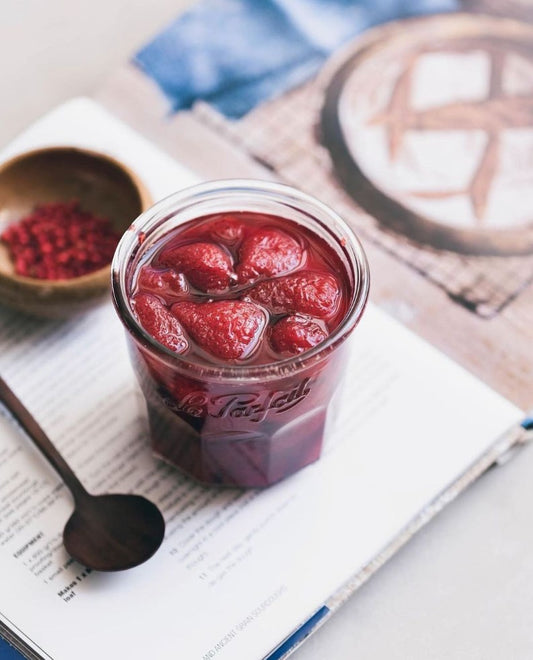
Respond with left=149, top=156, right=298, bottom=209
left=1, top=201, right=121, bottom=280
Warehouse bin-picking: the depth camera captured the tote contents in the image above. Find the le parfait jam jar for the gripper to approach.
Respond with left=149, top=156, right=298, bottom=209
left=111, top=180, right=370, bottom=488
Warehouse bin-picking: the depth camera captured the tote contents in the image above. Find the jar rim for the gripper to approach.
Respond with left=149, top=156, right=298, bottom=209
left=111, top=179, right=370, bottom=382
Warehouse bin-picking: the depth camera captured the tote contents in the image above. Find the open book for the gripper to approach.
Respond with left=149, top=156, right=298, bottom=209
left=0, top=96, right=530, bottom=660
left=3, top=4, right=533, bottom=651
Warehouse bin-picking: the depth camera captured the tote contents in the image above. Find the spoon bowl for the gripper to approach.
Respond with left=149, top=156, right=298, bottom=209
left=64, top=494, right=165, bottom=572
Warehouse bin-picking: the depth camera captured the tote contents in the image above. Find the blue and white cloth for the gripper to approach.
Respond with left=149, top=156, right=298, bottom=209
left=135, top=0, right=458, bottom=118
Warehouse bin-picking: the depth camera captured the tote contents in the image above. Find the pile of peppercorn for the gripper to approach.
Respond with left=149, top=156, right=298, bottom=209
left=0, top=201, right=120, bottom=280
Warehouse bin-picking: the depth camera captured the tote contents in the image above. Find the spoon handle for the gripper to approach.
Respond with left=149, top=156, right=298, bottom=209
left=0, top=376, right=88, bottom=501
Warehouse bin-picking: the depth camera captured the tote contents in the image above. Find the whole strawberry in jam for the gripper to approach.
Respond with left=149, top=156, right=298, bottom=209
left=270, top=316, right=328, bottom=355
left=247, top=272, right=340, bottom=319
left=136, top=265, right=188, bottom=299
left=159, top=242, right=233, bottom=292
left=131, top=211, right=349, bottom=364
left=171, top=300, right=266, bottom=361
left=132, top=293, right=188, bottom=354
left=236, top=227, right=303, bottom=283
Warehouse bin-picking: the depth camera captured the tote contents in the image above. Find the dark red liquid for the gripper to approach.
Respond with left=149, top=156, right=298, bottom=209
left=127, top=212, right=353, bottom=487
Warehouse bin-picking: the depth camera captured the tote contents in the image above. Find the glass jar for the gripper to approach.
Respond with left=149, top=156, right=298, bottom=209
left=111, top=180, right=370, bottom=487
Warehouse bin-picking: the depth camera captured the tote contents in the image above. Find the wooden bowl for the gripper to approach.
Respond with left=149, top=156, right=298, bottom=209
left=0, top=147, right=151, bottom=317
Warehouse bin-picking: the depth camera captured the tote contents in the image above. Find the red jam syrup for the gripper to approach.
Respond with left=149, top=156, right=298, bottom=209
left=128, top=212, right=353, bottom=487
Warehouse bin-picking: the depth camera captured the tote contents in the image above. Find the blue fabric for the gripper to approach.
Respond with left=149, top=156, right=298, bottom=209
left=134, top=0, right=458, bottom=118
left=0, top=637, right=24, bottom=659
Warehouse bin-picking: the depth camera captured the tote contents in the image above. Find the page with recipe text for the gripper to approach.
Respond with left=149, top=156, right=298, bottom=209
left=0, top=298, right=521, bottom=660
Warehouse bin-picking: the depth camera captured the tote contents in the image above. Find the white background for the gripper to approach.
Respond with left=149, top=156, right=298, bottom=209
left=1, top=1, right=533, bottom=658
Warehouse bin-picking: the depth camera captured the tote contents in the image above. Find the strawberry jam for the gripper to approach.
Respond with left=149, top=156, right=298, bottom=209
left=113, top=183, right=369, bottom=487
left=131, top=213, right=350, bottom=365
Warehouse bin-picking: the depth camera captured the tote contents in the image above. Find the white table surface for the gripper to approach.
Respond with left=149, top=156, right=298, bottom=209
left=1, top=2, right=532, bottom=658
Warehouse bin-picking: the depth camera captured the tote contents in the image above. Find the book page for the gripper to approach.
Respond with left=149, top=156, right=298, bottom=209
left=0, top=100, right=522, bottom=660
left=0, top=302, right=520, bottom=660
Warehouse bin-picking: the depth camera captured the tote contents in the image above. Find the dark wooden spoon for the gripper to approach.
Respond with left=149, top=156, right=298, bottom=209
left=0, top=376, right=165, bottom=571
